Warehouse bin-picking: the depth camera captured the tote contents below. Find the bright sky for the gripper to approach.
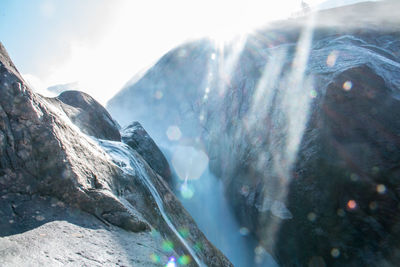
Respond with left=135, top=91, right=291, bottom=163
left=0, top=0, right=370, bottom=105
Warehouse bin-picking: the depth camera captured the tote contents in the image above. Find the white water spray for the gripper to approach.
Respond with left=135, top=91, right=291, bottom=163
left=97, top=139, right=204, bottom=266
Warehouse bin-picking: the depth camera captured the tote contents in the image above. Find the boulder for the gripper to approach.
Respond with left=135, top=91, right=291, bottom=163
left=122, top=122, right=171, bottom=183
left=50, top=90, right=121, bottom=141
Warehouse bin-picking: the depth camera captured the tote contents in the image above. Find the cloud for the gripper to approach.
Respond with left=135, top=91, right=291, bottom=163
left=26, top=0, right=335, bottom=106
left=22, top=73, right=56, bottom=97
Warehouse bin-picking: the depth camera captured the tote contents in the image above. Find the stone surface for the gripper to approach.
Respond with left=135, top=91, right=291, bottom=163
left=51, top=90, right=121, bottom=141
left=0, top=42, right=231, bottom=266
left=107, top=1, right=400, bottom=266
left=122, top=122, right=171, bottom=183
left=107, top=39, right=213, bottom=142
left=0, top=194, right=170, bottom=267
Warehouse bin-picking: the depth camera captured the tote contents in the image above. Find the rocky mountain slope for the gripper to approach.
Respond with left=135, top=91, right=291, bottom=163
left=0, top=42, right=231, bottom=266
left=107, top=1, right=400, bottom=266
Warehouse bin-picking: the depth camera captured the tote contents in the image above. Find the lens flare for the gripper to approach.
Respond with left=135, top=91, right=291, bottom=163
left=154, top=90, right=163, bottom=99
left=178, top=255, right=192, bottom=265
left=343, top=81, right=353, bottom=91
left=307, top=212, right=317, bottom=222
left=239, top=227, right=250, bottom=236
left=150, top=253, right=161, bottom=263
left=178, top=228, right=189, bottom=239
left=162, top=240, right=174, bottom=253
left=171, top=146, right=209, bottom=181
left=347, top=200, right=357, bottom=210
left=193, top=242, right=203, bottom=252
left=165, top=256, right=176, bottom=267
left=326, top=50, right=339, bottom=67
left=180, top=183, right=195, bottom=199
left=310, top=89, right=317, bottom=98
left=331, top=248, right=340, bottom=258
left=376, top=184, right=386, bottom=194
left=166, top=126, right=182, bottom=141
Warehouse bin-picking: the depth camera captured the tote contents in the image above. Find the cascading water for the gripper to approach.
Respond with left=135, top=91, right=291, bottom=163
left=96, top=139, right=204, bottom=266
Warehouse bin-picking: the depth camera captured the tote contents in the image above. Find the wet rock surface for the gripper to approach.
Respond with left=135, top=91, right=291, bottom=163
left=122, top=122, right=172, bottom=183
left=107, top=1, right=400, bottom=266
left=0, top=42, right=231, bottom=266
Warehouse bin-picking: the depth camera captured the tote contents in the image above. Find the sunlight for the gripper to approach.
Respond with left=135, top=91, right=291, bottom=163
left=214, top=35, right=248, bottom=97
left=262, top=11, right=317, bottom=251
left=205, top=0, right=327, bottom=44
left=2, top=1, right=399, bottom=267
left=171, top=146, right=209, bottom=181
left=248, top=47, right=287, bottom=131
left=21, top=0, right=329, bottom=105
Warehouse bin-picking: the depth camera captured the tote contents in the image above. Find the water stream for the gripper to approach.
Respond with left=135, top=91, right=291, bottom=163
left=97, top=139, right=204, bottom=266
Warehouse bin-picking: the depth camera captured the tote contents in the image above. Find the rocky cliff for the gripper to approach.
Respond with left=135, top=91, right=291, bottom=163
left=0, top=42, right=231, bottom=266
left=107, top=1, right=400, bottom=266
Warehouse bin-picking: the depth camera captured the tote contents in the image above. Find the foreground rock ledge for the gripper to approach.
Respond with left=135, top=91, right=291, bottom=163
left=0, top=42, right=231, bottom=267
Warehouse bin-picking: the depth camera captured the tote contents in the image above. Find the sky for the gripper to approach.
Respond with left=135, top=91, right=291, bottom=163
left=0, top=0, right=375, bottom=105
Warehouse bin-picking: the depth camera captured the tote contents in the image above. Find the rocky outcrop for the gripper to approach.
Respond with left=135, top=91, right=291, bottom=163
left=122, top=122, right=171, bottom=183
left=0, top=194, right=171, bottom=266
left=107, top=40, right=214, bottom=142
left=270, top=64, right=400, bottom=266
left=0, top=42, right=231, bottom=266
left=48, top=90, right=121, bottom=141
left=0, top=43, right=145, bottom=232
left=107, top=1, right=400, bottom=266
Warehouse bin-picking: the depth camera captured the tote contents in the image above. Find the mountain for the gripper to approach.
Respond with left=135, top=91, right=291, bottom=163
left=0, top=42, right=231, bottom=266
left=108, top=39, right=214, bottom=143
left=316, top=0, right=379, bottom=10
left=107, top=1, right=400, bottom=266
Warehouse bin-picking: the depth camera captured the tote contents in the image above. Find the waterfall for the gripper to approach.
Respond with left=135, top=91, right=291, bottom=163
left=97, top=139, right=204, bottom=266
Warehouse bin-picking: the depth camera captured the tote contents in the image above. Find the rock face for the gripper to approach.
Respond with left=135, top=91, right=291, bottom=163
left=0, top=194, right=171, bottom=266
left=272, top=64, right=400, bottom=266
left=0, top=42, right=231, bottom=266
left=107, top=1, right=400, bottom=266
left=122, top=122, right=171, bottom=183
left=49, top=90, right=121, bottom=141
left=107, top=39, right=214, bottom=142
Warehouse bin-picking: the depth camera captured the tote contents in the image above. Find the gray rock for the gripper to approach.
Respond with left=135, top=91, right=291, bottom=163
left=122, top=122, right=171, bottom=183
left=0, top=194, right=171, bottom=267
left=51, top=90, right=121, bottom=141
left=107, top=39, right=213, bottom=142
left=0, top=42, right=231, bottom=266
left=106, top=1, right=400, bottom=266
